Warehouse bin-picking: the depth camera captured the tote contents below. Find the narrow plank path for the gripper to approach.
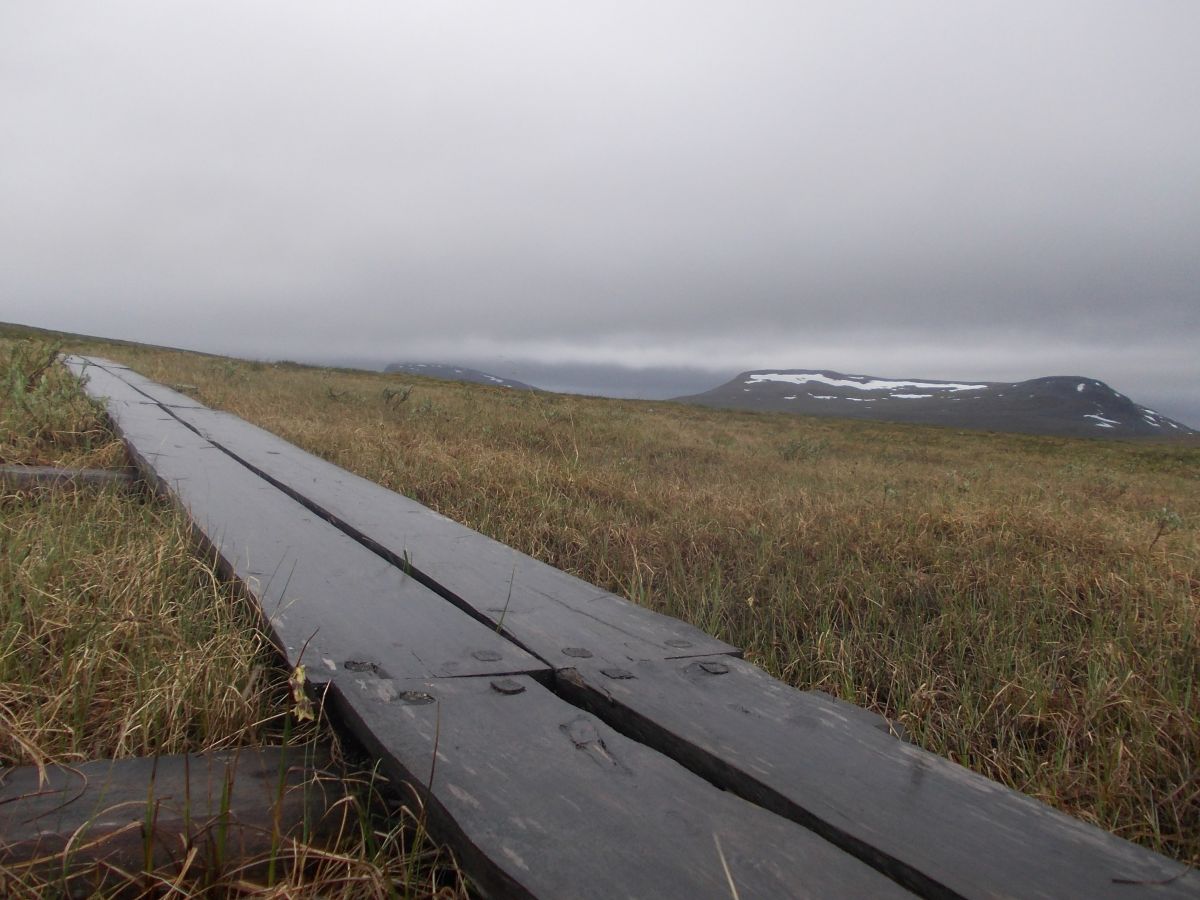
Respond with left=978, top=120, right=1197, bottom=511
left=65, top=356, right=909, bottom=899
left=64, top=356, right=1199, bottom=899
left=112, top=364, right=734, bottom=667
left=65, top=361, right=539, bottom=685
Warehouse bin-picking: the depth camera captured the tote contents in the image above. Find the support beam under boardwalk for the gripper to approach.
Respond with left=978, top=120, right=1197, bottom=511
left=0, top=747, right=339, bottom=889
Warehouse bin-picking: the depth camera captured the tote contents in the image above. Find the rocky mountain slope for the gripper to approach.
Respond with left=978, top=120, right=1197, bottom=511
left=674, top=370, right=1196, bottom=438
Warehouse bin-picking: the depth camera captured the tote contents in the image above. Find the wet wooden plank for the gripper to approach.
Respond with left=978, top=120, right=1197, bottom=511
left=66, top=358, right=544, bottom=685
left=68, top=358, right=1195, bottom=899
left=557, top=657, right=1200, bottom=899
left=72, top=355, right=132, bottom=370
left=0, top=747, right=339, bottom=878
left=0, top=465, right=134, bottom=489
left=333, top=672, right=911, bottom=900
left=63, top=356, right=161, bottom=407
left=119, top=394, right=736, bottom=667
left=76, top=356, right=205, bottom=407
left=78, top=356, right=734, bottom=667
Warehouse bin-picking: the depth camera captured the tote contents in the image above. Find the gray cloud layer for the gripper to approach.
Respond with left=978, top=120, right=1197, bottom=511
left=2, top=2, right=1197, bottom=423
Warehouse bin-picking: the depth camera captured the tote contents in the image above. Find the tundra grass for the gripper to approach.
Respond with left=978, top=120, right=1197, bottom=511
left=65, top=337, right=1200, bottom=867
left=0, top=339, right=467, bottom=897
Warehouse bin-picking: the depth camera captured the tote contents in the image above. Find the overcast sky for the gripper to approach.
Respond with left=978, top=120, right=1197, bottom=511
left=2, top=2, right=1198, bottom=423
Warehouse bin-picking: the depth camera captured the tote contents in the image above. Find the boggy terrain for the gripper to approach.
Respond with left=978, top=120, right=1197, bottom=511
left=5, top=321, right=1199, bottom=868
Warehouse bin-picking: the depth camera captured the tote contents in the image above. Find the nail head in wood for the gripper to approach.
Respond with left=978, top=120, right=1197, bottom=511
left=490, top=678, right=527, bottom=695
left=397, top=690, right=437, bottom=705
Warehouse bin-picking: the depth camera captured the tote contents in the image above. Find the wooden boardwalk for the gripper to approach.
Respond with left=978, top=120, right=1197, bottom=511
left=0, top=747, right=337, bottom=883
left=64, top=355, right=1198, bottom=898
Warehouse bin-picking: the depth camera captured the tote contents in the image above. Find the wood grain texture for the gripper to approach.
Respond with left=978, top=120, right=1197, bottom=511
left=333, top=672, right=912, bottom=900
left=558, top=657, right=1200, bottom=899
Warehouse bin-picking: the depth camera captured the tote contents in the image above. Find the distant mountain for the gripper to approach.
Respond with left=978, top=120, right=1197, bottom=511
left=673, top=370, right=1197, bottom=438
left=383, top=362, right=538, bottom=391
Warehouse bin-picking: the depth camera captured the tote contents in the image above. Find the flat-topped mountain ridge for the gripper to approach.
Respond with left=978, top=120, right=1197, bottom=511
left=674, top=369, right=1197, bottom=438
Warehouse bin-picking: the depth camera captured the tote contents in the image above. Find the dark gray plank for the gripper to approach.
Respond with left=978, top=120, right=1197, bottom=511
left=77, top=356, right=734, bottom=667
left=0, top=747, right=339, bottom=877
left=67, top=359, right=543, bottom=684
left=119, top=392, right=736, bottom=667
left=332, top=672, right=912, bottom=900
left=557, top=657, right=1200, bottom=899
left=80, top=356, right=206, bottom=407
left=0, top=465, right=134, bottom=489
left=67, top=359, right=1195, bottom=898
left=63, top=355, right=161, bottom=406
left=73, top=354, right=132, bottom=370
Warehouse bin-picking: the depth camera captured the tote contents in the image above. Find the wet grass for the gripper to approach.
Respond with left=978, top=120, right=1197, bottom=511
left=0, top=336, right=466, bottom=897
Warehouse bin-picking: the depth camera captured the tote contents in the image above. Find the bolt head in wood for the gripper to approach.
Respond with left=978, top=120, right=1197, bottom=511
left=490, top=678, right=526, bottom=695
left=396, top=690, right=436, bottom=705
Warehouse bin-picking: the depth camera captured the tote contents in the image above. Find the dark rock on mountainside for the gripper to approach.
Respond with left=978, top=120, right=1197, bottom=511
left=383, top=362, right=538, bottom=391
left=674, top=370, right=1197, bottom=439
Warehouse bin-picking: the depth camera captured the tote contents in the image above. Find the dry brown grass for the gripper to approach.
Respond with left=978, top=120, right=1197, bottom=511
left=1, top=337, right=284, bottom=768
left=0, top=336, right=468, bottom=897
left=75, top=339, right=1200, bottom=867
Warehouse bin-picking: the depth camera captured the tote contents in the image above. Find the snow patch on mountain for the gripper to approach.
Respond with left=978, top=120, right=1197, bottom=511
left=745, top=373, right=988, bottom=392
left=675, top=368, right=1198, bottom=439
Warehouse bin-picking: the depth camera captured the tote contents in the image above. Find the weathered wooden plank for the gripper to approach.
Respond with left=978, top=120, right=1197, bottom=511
left=63, top=356, right=163, bottom=407
left=109, top=389, right=737, bottom=667
left=66, top=358, right=544, bottom=684
left=0, top=465, right=134, bottom=489
left=333, top=672, right=912, bottom=899
left=68, top=358, right=1196, bottom=899
left=557, top=657, right=1200, bottom=899
left=72, top=355, right=132, bottom=370
left=75, top=356, right=205, bottom=407
left=80, top=356, right=735, bottom=666
left=0, top=747, right=339, bottom=879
